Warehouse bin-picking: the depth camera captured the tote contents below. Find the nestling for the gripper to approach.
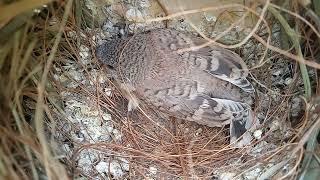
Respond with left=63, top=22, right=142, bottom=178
left=96, top=28, right=255, bottom=146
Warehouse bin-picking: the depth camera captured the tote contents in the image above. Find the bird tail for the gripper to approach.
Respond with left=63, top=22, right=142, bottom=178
left=230, top=109, right=256, bottom=147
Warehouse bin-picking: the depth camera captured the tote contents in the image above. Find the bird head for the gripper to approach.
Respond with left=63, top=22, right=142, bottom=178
left=95, top=38, right=126, bottom=69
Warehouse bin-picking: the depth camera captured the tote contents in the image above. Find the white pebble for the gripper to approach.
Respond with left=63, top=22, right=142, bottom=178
left=33, top=9, right=41, bottom=13
left=68, top=69, right=82, bottom=81
left=95, top=161, right=108, bottom=173
left=253, top=130, right=263, bottom=139
left=139, top=0, right=151, bottom=8
left=109, top=159, right=129, bottom=177
left=220, top=172, right=236, bottom=180
left=234, top=25, right=242, bottom=32
left=195, top=128, right=202, bottom=136
left=79, top=45, right=90, bottom=59
left=102, top=113, right=112, bottom=121
left=104, top=88, right=112, bottom=96
left=112, top=129, right=122, bottom=141
left=62, top=144, right=71, bottom=155
left=98, top=74, right=107, bottom=84
left=149, top=166, right=157, bottom=174
left=272, top=69, right=282, bottom=76
left=244, top=167, right=262, bottom=179
left=53, top=74, right=60, bottom=81
left=270, top=120, right=280, bottom=131
left=59, top=74, right=68, bottom=83
left=126, top=8, right=144, bottom=22
left=203, top=12, right=216, bottom=22
left=107, top=126, right=114, bottom=133
left=284, top=78, right=293, bottom=85
left=211, top=31, right=218, bottom=37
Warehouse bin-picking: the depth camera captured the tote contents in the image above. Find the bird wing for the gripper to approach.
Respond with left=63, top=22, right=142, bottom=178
left=185, top=45, right=255, bottom=93
left=183, top=94, right=253, bottom=139
left=141, top=80, right=253, bottom=132
left=155, top=91, right=254, bottom=146
left=149, top=28, right=254, bottom=93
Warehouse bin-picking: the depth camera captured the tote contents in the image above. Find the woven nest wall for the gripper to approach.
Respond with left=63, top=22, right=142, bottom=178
left=1, top=0, right=320, bottom=179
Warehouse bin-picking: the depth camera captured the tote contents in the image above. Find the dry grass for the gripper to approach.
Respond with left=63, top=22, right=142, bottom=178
left=0, top=0, right=320, bottom=179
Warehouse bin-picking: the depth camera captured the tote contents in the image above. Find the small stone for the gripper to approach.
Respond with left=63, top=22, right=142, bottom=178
left=244, top=167, right=262, bottom=179
left=203, top=12, right=216, bottom=22
left=104, top=88, right=112, bottom=96
left=112, top=129, right=122, bottom=141
left=79, top=45, right=90, bottom=62
left=284, top=78, right=293, bottom=85
left=107, top=126, right=114, bottom=133
left=272, top=69, right=282, bottom=76
left=53, top=65, right=61, bottom=72
left=103, top=21, right=118, bottom=35
left=126, top=8, right=144, bottom=22
left=292, top=97, right=301, bottom=106
left=128, top=23, right=146, bottom=34
left=98, top=74, right=107, bottom=84
left=67, top=30, right=77, bottom=38
left=270, top=120, right=280, bottom=131
left=220, top=172, right=236, bottom=180
left=53, top=74, right=59, bottom=81
left=102, top=113, right=112, bottom=121
left=234, top=25, right=242, bottom=32
left=77, top=150, right=99, bottom=173
left=195, top=128, right=202, bottom=136
left=62, top=144, right=71, bottom=154
left=68, top=69, right=83, bottom=81
left=257, top=113, right=266, bottom=121
left=33, top=9, right=41, bottom=13
left=253, top=130, right=263, bottom=139
left=250, top=141, right=268, bottom=155
left=95, top=161, right=108, bottom=173
left=109, top=159, right=129, bottom=177
left=211, top=31, right=218, bottom=37
left=149, top=167, right=157, bottom=174
left=139, top=0, right=151, bottom=8
left=59, top=74, right=68, bottom=83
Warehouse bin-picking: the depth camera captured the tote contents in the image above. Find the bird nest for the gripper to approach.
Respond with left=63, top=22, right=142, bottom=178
left=1, top=0, right=320, bottom=179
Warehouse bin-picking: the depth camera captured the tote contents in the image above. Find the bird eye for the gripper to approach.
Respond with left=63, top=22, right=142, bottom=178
left=106, top=64, right=114, bottom=69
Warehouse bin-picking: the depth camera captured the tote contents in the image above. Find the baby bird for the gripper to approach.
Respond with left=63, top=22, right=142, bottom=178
left=96, top=28, right=255, bottom=146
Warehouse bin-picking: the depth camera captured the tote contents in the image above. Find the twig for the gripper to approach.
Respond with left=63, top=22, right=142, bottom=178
left=34, top=0, right=73, bottom=178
